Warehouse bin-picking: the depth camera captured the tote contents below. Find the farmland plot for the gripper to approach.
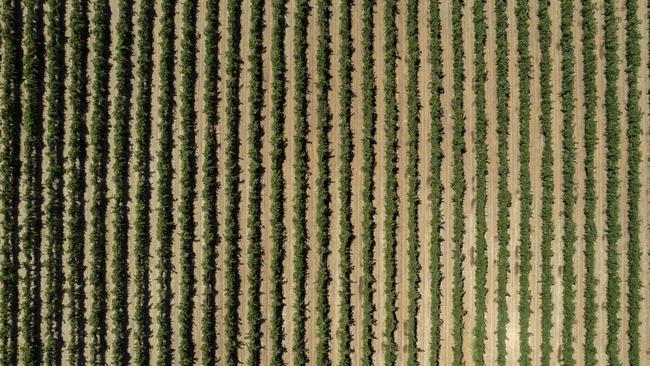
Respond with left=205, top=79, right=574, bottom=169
left=0, top=0, right=648, bottom=365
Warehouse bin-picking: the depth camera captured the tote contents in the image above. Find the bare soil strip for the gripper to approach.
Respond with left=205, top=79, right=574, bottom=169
left=350, top=0, right=366, bottom=362
left=484, top=1, right=499, bottom=363
left=572, top=0, right=587, bottom=363
left=416, top=0, right=433, bottom=363
left=147, top=0, right=163, bottom=360
left=283, top=1, right=297, bottom=364
left=461, top=0, right=477, bottom=362
left=438, top=0, right=455, bottom=363
left=637, top=0, right=650, bottom=358
left=305, top=2, right=320, bottom=361
left=329, top=2, right=342, bottom=363
left=373, top=0, right=387, bottom=362
left=506, top=0, right=521, bottom=362
left=260, top=0, right=275, bottom=363
left=395, top=0, right=409, bottom=363
left=237, top=0, right=252, bottom=361
left=593, top=0, right=609, bottom=362
left=528, top=0, right=544, bottom=362
left=616, top=1, right=630, bottom=362
left=550, top=1, right=565, bottom=362
left=215, top=0, right=230, bottom=360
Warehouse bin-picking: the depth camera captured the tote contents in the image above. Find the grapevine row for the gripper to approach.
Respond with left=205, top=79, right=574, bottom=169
left=538, top=0, right=555, bottom=363
left=246, top=0, right=264, bottom=363
left=604, top=0, right=621, bottom=363
left=179, top=0, right=198, bottom=361
left=560, top=0, right=577, bottom=363
left=66, top=0, right=90, bottom=362
left=516, top=0, right=533, bottom=364
left=337, top=0, right=354, bottom=364
left=223, top=0, right=243, bottom=363
left=269, top=0, right=288, bottom=364
left=88, top=0, right=111, bottom=361
left=110, top=0, right=134, bottom=362
left=201, top=0, right=219, bottom=363
left=581, top=0, right=598, bottom=363
left=383, top=0, right=399, bottom=363
left=133, top=0, right=155, bottom=361
left=471, top=0, right=488, bottom=363
left=624, top=0, right=642, bottom=362
left=360, top=0, right=377, bottom=364
left=495, top=1, right=511, bottom=364
left=315, top=0, right=333, bottom=363
left=405, top=0, right=421, bottom=364
left=20, top=0, right=45, bottom=362
left=0, top=0, right=23, bottom=360
left=155, top=0, right=176, bottom=360
left=291, top=0, right=310, bottom=364
left=451, top=0, right=465, bottom=364
left=429, top=0, right=444, bottom=363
